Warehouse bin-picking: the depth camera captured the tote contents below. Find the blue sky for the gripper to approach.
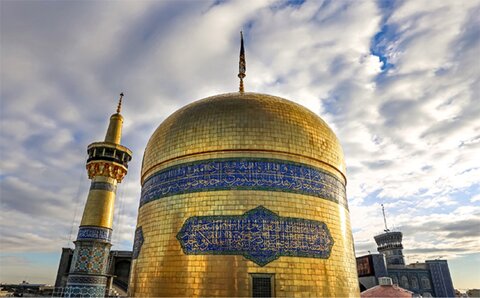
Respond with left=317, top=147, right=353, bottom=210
left=1, top=0, right=479, bottom=290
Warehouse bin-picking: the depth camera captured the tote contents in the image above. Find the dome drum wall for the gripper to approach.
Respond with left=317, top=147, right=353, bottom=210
left=129, top=93, right=359, bottom=297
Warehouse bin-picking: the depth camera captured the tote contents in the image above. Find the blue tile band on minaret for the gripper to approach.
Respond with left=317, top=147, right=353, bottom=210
left=65, top=200, right=114, bottom=297
left=77, top=227, right=112, bottom=242
left=64, top=241, right=111, bottom=297
left=63, top=282, right=107, bottom=297
left=90, top=182, right=117, bottom=192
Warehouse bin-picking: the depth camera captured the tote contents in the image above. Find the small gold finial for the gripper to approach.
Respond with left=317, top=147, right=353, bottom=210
left=238, top=31, right=246, bottom=93
left=117, top=92, right=124, bottom=113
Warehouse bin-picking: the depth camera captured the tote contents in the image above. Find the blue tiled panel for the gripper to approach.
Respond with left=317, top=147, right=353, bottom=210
left=67, top=275, right=107, bottom=285
left=69, top=243, right=109, bottom=275
left=141, top=158, right=347, bottom=208
left=177, top=206, right=334, bottom=266
left=63, top=284, right=106, bottom=298
left=90, top=181, right=116, bottom=192
left=427, top=260, right=455, bottom=297
left=77, top=226, right=112, bottom=242
left=132, top=227, right=144, bottom=259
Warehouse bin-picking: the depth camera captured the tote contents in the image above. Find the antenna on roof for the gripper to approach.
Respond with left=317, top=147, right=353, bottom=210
left=382, top=204, right=390, bottom=232
left=238, top=31, right=246, bottom=93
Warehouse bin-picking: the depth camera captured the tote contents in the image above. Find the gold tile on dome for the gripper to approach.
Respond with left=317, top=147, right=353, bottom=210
left=128, top=93, right=359, bottom=297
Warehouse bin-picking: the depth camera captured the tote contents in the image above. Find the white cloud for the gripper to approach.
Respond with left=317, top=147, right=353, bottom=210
left=1, top=0, right=479, bottom=287
left=471, top=194, right=480, bottom=203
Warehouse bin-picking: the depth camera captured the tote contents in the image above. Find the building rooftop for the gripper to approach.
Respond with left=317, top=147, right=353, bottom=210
left=361, top=277, right=413, bottom=298
left=361, top=284, right=413, bottom=297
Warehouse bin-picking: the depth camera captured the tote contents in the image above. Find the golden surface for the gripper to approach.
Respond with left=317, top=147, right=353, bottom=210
left=142, top=92, right=346, bottom=183
left=131, top=92, right=358, bottom=297
left=80, top=176, right=117, bottom=228
left=129, top=192, right=359, bottom=297
left=104, top=113, right=123, bottom=144
left=86, top=161, right=128, bottom=182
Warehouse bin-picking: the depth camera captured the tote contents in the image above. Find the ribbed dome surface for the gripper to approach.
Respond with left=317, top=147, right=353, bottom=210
left=142, top=92, right=345, bottom=182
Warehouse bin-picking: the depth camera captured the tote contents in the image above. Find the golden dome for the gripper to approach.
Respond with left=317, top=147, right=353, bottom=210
left=131, top=91, right=359, bottom=297
left=142, top=92, right=345, bottom=183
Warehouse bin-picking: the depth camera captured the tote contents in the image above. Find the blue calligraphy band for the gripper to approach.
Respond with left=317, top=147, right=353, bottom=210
left=140, top=158, right=347, bottom=208
left=132, top=227, right=144, bottom=259
left=77, top=226, right=112, bottom=242
left=90, top=181, right=116, bottom=192
left=177, top=206, right=334, bottom=266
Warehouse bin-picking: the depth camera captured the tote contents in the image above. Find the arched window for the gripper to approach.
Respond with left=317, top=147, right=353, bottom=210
left=421, top=277, right=431, bottom=289
left=401, top=276, right=409, bottom=289
left=411, top=276, right=419, bottom=289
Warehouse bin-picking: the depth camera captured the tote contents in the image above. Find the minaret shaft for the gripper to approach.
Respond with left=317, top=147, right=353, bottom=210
left=104, top=114, right=123, bottom=144
left=64, top=94, right=131, bottom=298
left=80, top=176, right=118, bottom=228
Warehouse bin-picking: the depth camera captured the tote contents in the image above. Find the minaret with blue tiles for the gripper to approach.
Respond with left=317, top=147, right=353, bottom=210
left=64, top=93, right=132, bottom=297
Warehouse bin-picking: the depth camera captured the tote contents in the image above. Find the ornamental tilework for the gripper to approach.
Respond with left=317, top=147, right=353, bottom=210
left=63, top=284, right=106, bottom=298
left=90, top=181, right=117, bottom=192
left=77, top=226, right=112, bottom=242
left=177, top=206, right=334, bottom=266
left=141, top=158, right=347, bottom=208
left=67, top=275, right=107, bottom=285
left=70, top=243, right=109, bottom=275
left=132, top=226, right=144, bottom=259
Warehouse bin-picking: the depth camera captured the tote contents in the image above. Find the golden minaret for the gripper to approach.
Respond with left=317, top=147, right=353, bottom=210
left=64, top=93, right=132, bottom=298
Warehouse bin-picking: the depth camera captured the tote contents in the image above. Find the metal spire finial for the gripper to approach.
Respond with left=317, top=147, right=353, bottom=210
left=238, top=31, right=246, bottom=93
left=381, top=204, right=390, bottom=232
left=116, top=92, right=124, bottom=114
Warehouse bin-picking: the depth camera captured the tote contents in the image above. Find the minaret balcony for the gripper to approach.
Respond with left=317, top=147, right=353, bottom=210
left=378, top=243, right=404, bottom=250
left=86, top=160, right=128, bottom=182
left=87, top=142, right=132, bottom=168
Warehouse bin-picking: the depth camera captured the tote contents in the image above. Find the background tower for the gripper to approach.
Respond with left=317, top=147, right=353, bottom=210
left=374, top=205, right=405, bottom=266
left=64, top=94, right=132, bottom=297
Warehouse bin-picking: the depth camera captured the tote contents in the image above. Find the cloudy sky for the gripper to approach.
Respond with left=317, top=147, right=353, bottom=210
left=1, top=0, right=479, bottom=290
